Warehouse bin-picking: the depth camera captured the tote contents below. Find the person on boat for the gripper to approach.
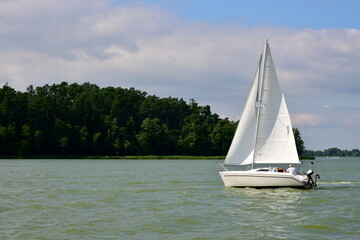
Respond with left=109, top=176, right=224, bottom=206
left=286, top=164, right=298, bottom=174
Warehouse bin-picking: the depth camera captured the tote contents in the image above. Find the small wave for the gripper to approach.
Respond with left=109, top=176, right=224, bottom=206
left=68, top=200, right=95, bottom=208
left=131, top=188, right=160, bottom=193
left=0, top=206, right=13, bottom=213
left=302, top=224, right=336, bottom=231
left=317, top=181, right=360, bottom=190
left=169, top=180, right=186, bottom=184
left=320, top=181, right=360, bottom=185
left=0, top=187, right=51, bottom=193
left=127, top=181, right=146, bottom=185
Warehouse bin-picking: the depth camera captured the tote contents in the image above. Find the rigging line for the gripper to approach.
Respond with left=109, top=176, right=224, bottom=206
left=270, top=43, right=290, bottom=94
left=271, top=44, right=299, bottom=128
left=277, top=117, right=287, bottom=128
left=277, top=117, right=290, bottom=136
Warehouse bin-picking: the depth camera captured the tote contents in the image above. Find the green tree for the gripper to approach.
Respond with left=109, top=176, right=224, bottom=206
left=178, top=114, right=211, bottom=155
left=0, top=123, right=17, bottom=155
left=0, top=81, right=258, bottom=157
left=136, top=118, right=173, bottom=155
left=210, top=118, right=237, bottom=155
left=293, top=128, right=305, bottom=157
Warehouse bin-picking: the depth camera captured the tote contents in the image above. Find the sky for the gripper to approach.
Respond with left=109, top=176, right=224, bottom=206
left=0, top=0, right=359, bottom=150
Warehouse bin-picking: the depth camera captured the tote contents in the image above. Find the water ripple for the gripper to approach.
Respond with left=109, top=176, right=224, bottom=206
left=0, top=159, right=359, bottom=240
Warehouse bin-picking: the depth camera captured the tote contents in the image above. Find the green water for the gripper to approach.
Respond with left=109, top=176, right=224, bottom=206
left=0, top=158, right=359, bottom=240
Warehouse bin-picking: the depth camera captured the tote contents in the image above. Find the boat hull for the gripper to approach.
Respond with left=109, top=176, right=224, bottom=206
left=219, top=171, right=311, bottom=188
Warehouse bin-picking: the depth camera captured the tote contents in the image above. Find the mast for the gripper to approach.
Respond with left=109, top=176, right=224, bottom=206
left=252, top=40, right=268, bottom=169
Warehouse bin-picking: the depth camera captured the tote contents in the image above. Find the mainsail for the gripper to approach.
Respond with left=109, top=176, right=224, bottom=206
left=224, top=41, right=299, bottom=166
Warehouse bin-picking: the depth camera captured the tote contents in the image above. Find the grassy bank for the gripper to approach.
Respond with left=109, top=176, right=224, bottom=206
left=0, top=155, right=315, bottom=160
left=300, top=156, right=316, bottom=160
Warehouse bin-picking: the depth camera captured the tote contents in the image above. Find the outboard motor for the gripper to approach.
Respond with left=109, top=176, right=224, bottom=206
left=306, top=169, right=316, bottom=187
left=306, top=162, right=320, bottom=188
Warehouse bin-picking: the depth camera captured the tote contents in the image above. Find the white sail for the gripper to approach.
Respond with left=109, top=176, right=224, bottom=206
left=224, top=58, right=261, bottom=165
left=224, top=41, right=299, bottom=166
left=254, top=43, right=299, bottom=164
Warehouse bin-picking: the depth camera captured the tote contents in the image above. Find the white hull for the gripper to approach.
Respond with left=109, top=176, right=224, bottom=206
left=219, top=170, right=311, bottom=188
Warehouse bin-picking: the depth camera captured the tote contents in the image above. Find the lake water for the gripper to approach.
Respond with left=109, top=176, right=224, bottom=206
left=0, top=158, right=359, bottom=240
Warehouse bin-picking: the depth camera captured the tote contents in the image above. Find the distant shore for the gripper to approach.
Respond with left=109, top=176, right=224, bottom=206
left=0, top=155, right=226, bottom=160
left=5, top=156, right=360, bottom=160
left=0, top=155, right=318, bottom=160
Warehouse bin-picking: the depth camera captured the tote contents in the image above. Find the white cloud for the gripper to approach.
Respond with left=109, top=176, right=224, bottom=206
left=291, top=114, right=323, bottom=126
left=0, top=0, right=360, bottom=149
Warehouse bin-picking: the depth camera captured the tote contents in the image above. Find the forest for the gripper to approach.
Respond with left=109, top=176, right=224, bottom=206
left=304, top=148, right=360, bottom=157
left=2, top=82, right=356, bottom=158
left=0, top=82, right=238, bottom=157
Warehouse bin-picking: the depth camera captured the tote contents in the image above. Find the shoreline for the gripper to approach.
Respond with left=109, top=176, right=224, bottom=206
left=2, top=156, right=358, bottom=160
left=0, top=155, right=226, bottom=160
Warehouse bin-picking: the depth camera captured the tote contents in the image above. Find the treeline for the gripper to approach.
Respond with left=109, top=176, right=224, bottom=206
left=0, top=82, right=237, bottom=157
left=305, top=148, right=360, bottom=157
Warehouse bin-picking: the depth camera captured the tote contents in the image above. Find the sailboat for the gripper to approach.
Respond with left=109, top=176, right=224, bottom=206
left=219, top=41, right=320, bottom=188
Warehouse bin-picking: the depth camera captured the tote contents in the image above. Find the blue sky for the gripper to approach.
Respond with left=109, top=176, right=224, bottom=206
left=116, top=0, right=360, bottom=29
left=0, top=0, right=359, bottom=150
